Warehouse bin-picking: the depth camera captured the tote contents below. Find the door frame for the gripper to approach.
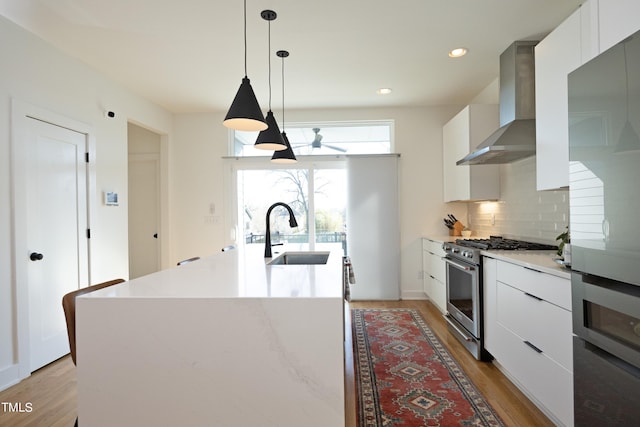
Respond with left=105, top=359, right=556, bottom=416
left=10, top=99, right=95, bottom=380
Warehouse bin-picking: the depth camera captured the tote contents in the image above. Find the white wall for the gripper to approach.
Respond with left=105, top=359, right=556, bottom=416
left=172, top=106, right=463, bottom=300
left=0, top=16, right=173, bottom=390
left=171, top=113, right=229, bottom=262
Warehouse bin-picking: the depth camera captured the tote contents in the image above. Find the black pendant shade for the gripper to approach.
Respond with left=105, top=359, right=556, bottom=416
left=271, top=49, right=296, bottom=163
left=255, top=111, right=286, bottom=150
left=223, top=0, right=267, bottom=132
left=272, top=132, right=297, bottom=163
left=223, top=77, right=267, bottom=131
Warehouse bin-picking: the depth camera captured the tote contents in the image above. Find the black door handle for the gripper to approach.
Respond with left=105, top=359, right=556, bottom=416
left=30, top=252, right=44, bottom=261
left=153, top=233, right=158, bottom=239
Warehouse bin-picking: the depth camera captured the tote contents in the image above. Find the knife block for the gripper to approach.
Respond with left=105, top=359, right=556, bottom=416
left=449, top=221, right=464, bottom=236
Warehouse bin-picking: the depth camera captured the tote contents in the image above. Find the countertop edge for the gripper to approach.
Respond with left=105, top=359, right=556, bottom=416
left=481, top=250, right=571, bottom=280
left=423, top=236, right=570, bottom=280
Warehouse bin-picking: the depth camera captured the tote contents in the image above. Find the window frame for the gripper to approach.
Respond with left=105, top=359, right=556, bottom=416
left=223, top=155, right=347, bottom=250
left=227, top=120, right=395, bottom=157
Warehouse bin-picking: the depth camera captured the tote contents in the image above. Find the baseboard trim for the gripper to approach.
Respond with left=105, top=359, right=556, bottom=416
left=0, top=363, right=22, bottom=392
left=401, top=290, right=428, bottom=300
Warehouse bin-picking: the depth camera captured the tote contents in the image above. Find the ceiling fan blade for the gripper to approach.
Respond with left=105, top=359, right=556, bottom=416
left=323, top=144, right=347, bottom=153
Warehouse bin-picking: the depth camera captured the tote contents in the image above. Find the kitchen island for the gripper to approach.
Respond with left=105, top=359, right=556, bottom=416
left=76, top=244, right=348, bottom=427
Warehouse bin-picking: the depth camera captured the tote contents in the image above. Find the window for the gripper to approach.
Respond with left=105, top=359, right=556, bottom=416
left=235, top=163, right=346, bottom=253
left=231, top=122, right=392, bottom=157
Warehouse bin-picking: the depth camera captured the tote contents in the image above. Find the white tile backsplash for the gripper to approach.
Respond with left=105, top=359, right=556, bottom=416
left=467, top=157, right=569, bottom=244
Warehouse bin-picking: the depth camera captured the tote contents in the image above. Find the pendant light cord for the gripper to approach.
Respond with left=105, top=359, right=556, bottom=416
left=243, top=0, right=247, bottom=77
left=268, top=19, right=272, bottom=111
left=281, top=54, right=285, bottom=129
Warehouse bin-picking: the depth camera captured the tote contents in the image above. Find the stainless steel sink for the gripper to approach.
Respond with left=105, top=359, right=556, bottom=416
left=268, top=251, right=330, bottom=265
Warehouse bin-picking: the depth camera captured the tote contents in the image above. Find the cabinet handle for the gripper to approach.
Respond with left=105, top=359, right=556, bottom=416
left=524, top=292, right=543, bottom=301
left=523, top=266, right=541, bottom=273
left=524, top=340, right=543, bottom=354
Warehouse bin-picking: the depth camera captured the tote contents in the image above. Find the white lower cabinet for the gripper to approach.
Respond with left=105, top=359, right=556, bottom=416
left=484, top=257, right=573, bottom=426
left=422, top=238, right=447, bottom=313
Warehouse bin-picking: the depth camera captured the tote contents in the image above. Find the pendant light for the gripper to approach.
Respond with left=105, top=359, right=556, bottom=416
left=254, top=10, right=287, bottom=151
left=223, top=0, right=268, bottom=132
left=272, top=50, right=297, bottom=163
left=614, top=40, right=640, bottom=153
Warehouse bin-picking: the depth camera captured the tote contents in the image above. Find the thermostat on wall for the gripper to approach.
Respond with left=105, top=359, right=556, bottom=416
left=104, top=192, right=119, bottom=206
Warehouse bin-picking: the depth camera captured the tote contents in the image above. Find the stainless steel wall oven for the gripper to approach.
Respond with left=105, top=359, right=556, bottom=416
left=572, top=272, right=640, bottom=425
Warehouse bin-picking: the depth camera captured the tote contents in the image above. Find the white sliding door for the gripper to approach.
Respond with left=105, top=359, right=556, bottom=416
left=347, top=155, right=400, bottom=300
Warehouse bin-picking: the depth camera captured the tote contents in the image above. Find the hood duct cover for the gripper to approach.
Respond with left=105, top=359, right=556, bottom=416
left=457, top=41, right=538, bottom=165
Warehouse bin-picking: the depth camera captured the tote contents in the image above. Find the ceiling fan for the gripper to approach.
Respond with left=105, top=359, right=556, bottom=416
left=295, top=128, right=347, bottom=153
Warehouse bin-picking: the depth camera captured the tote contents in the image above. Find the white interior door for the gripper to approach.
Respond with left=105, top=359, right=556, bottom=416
left=128, top=153, right=160, bottom=278
left=26, top=118, right=88, bottom=371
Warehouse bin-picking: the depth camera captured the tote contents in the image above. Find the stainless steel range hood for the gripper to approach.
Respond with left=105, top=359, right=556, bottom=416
left=457, top=41, right=538, bottom=165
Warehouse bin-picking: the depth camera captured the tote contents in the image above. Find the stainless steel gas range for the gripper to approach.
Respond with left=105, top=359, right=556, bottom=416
left=443, top=236, right=557, bottom=361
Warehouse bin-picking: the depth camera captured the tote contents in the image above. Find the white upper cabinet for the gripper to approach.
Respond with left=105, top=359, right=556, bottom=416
left=598, top=0, right=640, bottom=53
left=443, top=104, right=500, bottom=202
left=535, top=1, right=599, bottom=191
left=535, top=9, right=582, bottom=190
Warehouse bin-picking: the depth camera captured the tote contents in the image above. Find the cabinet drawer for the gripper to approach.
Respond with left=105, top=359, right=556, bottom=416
left=423, top=240, right=446, bottom=284
left=494, top=323, right=574, bottom=427
left=429, top=253, right=446, bottom=284
left=497, top=260, right=571, bottom=310
left=496, top=281, right=573, bottom=370
left=425, top=239, right=445, bottom=257
left=430, top=277, right=446, bottom=314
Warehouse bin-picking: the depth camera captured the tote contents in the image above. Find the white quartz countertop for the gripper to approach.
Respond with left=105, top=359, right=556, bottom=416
left=81, top=244, right=344, bottom=299
left=481, top=250, right=570, bottom=280
left=424, top=235, right=570, bottom=280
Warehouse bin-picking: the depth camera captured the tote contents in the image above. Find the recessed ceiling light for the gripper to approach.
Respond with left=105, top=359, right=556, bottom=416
left=448, top=47, right=468, bottom=58
left=376, top=88, right=392, bottom=95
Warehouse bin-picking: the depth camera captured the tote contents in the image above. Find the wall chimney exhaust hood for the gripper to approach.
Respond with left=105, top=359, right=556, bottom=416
left=457, top=41, right=538, bottom=165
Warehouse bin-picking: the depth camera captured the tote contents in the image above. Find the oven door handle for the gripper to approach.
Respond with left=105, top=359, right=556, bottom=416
left=444, top=314, right=474, bottom=342
left=444, top=257, right=475, bottom=271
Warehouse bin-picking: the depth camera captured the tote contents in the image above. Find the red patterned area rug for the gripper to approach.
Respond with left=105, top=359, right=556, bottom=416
left=352, top=308, right=505, bottom=427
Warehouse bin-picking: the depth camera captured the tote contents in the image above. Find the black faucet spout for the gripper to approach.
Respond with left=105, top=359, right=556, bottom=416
left=265, top=202, right=298, bottom=258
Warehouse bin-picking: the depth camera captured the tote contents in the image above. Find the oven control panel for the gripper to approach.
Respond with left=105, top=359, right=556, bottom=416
left=443, top=243, right=480, bottom=264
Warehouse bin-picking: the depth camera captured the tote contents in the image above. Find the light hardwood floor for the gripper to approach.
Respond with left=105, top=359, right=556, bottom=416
left=0, top=354, right=77, bottom=427
left=0, top=300, right=554, bottom=426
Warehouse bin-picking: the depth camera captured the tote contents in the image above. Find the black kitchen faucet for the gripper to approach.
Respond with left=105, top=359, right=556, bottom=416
left=264, top=202, right=298, bottom=258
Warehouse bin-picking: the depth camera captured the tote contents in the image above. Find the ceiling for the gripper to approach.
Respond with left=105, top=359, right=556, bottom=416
left=0, top=0, right=585, bottom=114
